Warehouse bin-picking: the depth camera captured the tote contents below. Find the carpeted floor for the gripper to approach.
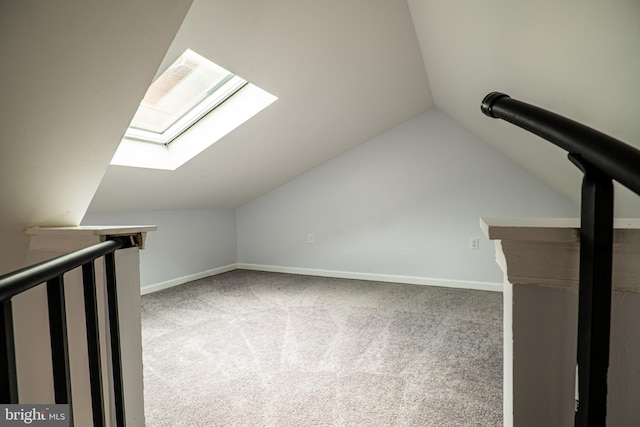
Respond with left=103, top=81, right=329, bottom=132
left=141, top=270, right=503, bottom=426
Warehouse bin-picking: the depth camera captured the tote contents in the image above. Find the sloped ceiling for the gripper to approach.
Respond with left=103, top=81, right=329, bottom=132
left=3, top=1, right=636, bottom=272
left=87, top=0, right=433, bottom=212
left=89, top=0, right=640, bottom=216
left=0, top=0, right=192, bottom=273
left=408, top=0, right=640, bottom=216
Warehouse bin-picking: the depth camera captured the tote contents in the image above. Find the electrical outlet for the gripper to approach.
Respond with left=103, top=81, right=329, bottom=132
left=308, top=233, right=315, bottom=244
left=470, top=237, right=480, bottom=250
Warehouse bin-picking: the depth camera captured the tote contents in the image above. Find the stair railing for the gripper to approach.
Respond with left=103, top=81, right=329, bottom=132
left=0, top=235, right=139, bottom=427
left=481, top=92, right=640, bottom=427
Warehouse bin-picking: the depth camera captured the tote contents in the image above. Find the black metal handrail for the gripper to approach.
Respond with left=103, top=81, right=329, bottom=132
left=482, top=92, right=640, bottom=196
left=482, top=92, right=640, bottom=427
left=0, top=235, right=137, bottom=427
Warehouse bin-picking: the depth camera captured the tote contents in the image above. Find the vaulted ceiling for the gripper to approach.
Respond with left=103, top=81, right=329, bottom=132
left=2, top=0, right=639, bottom=273
left=408, top=0, right=640, bottom=216
left=87, top=0, right=433, bottom=212
left=0, top=0, right=192, bottom=273
left=87, top=0, right=640, bottom=215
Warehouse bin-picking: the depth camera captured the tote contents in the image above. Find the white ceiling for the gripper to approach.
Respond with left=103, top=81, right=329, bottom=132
left=88, top=0, right=433, bottom=212
left=87, top=0, right=640, bottom=215
left=3, top=0, right=638, bottom=273
left=0, top=0, right=192, bottom=273
left=408, top=0, right=640, bottom=215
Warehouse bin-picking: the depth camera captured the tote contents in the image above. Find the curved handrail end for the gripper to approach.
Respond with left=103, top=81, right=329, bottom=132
left=481, top=92, right=511, bottom=118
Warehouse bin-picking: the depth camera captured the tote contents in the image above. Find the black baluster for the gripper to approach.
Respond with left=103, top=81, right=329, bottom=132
left=0, top=300, right=18, bottom=403
left=83, top=262, right=105, bottom=427
left=569, top=153, right=614, bottom=427
left=105, top=252, right=126, bottom=426
left=47, top=275, right=73, bottom=406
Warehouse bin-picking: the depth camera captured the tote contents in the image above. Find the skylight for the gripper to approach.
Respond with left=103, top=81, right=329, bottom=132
left=125, top=49, right=247, bottom=145
left=111, top=49, right=277, bottom=170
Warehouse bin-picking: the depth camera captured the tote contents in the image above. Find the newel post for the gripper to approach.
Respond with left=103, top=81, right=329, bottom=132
left=481, top=218, right=640, bottom=427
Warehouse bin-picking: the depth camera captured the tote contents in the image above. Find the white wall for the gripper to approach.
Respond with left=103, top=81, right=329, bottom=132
left=82, top=209, right=236, bottom=289
left=236, top=109, right=578, bottom=284
left=83, top=110, right=578, bottom=289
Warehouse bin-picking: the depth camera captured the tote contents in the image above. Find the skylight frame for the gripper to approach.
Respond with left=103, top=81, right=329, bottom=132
left=124, top=76, right=247, bottom=145
left=111, top=48, right=278, bottom=171
left=123, top=49, right=248, bottom=146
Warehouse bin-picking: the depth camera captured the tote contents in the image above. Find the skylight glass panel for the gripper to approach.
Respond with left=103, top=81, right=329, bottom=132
left=112, top=48, right=277, bottom=170
left=124, top=49, right=247, bottom=145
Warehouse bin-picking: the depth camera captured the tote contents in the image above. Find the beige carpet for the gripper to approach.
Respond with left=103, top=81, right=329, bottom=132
left=141, top=270, right=502, bottom=426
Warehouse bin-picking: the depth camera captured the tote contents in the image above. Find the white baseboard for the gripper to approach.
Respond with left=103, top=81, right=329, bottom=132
left=142, top=263, right=503, bottom=295
left=237, top=263, right=503, bottom=292
left=140, top=264, right=238, bottom=295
